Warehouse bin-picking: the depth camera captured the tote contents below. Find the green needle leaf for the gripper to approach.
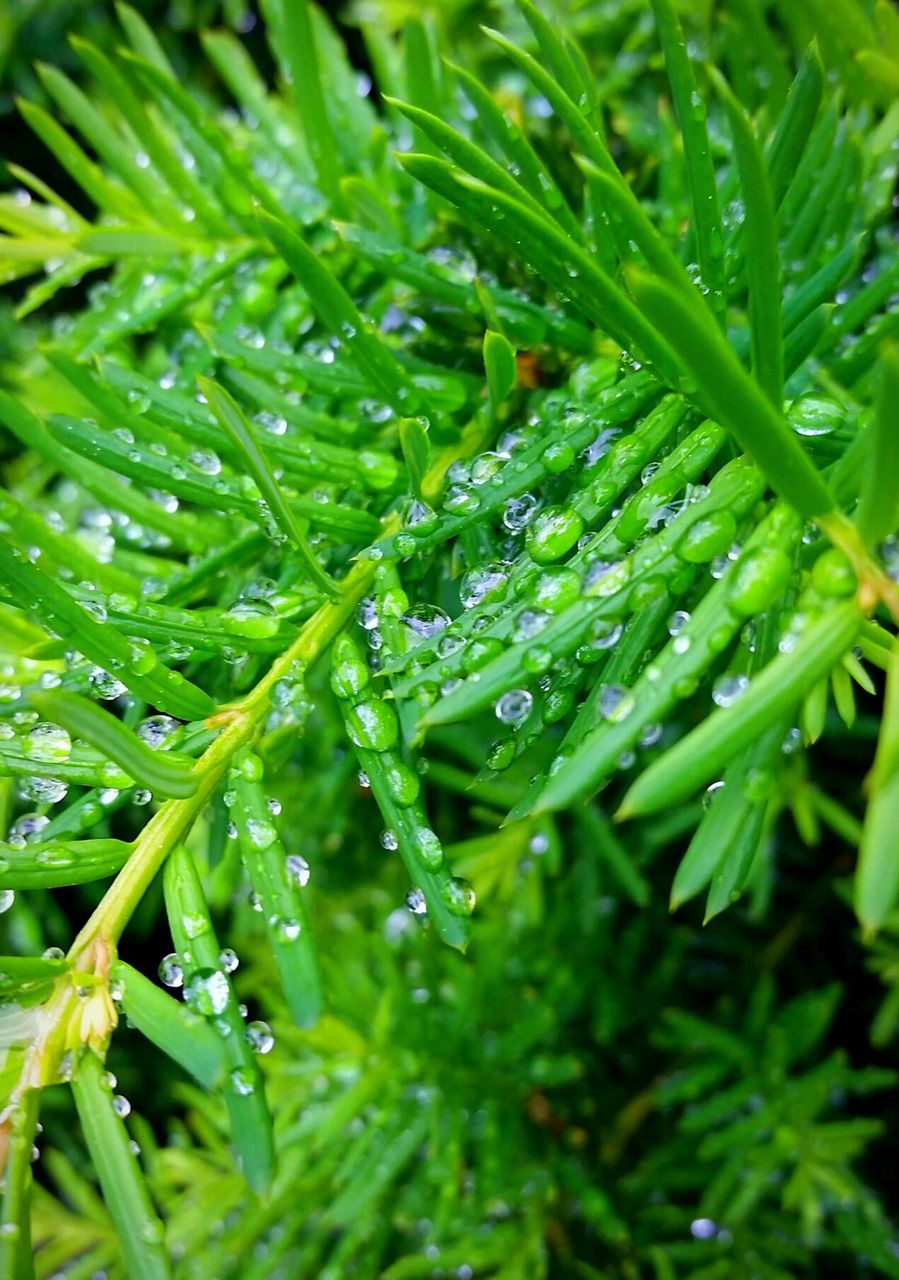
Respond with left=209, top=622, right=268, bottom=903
left=649, top=0, right=726, bottom=318
left=479, top=26, right=612, bottom=174
left=855, top=341, right=899, bottom=547
left=0, top=536, right=215, bottom=721
left=163, top=846, right=274, bottom=1193
left=445, top=57, right=582, bottom=241
left=0, top=1086, right=39, bottom=1280
left=766, top=42, right=825, bottom=208
left=398, top=417, right=430, bottom=502
left=71, top=1050, right=172, bottom=1280
left=397, top=154, right=688, bottom=389
left=29, top=690, right=199, bottom=800
left=513, top=0, right=593, bottom=111
left=483, top=329, right=517, bottom=413
left=198, top=376, right=337, bottom=597
left=0, top=839, right=132, bottom=889
left=618, top=600, right=863, bottom=819
left=627, top=269, right=836, bottom=519
left=258, top=211, right=419, bottom=412
left=385, top=96, right=557, bottom=230
left=709, top=68, right=783, bottom=407
left=229, top=748, right=323, bottom=1028
left=109, top=961, right=224, bottom=1090
left=0, top=956, right=69, bottom=999
left=856, top=640, right=899, bottom=934
left=533, top=500, right=795, bottom=815
left=576, top=156, right=692, bottom=289
left=701, top=722, right=785, bottom=922
left=330, top=634, right=472, bottom=952
left=266, top=0, right=341, bottom=207
left=35, top=63, right=181, bottom=229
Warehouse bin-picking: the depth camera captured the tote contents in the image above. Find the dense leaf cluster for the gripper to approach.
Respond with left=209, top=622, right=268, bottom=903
left=0, top=0, right=898, bottom=1276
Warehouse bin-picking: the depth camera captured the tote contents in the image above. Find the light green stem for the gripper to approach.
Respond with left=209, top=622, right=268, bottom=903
left=70, top=546, right=387, bottom=960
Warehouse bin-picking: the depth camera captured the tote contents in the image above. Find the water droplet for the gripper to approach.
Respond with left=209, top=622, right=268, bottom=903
left=495, top=689, right=533, bottom=725
left=9, top=813, right=48, bottom=843
left=599, top=684, right=634, bottom=722
left=526, top=506, right=585, bottom=564
left=459, top=563, right=509, bottom=609
left=137, top=715, right=177, bottom=749
left=440, top=876, right=476, bottom=916
left=246, top=816, right=277, bottom=849
left=245, top=1020, right=274, bottom=1054
left=184, top=968, right=230, bottom=1017
left=502, top=493, right=539, bottom=532
left=346, top=699, right=399, bottom=752
left=703, top=780, right=725, bottom=809
left=412, top=827, right=443, bottom=870
left=27, top=722, right=71, bottom=761
left=788, top=393, right=842, bottom=437
left=444, top=485, right=480, bottom=515
left=22, top=775, right=68, bottom=804
left=690, top=1218, right=719, bottom=1240
left=285, top=854, right=311, bottom=886
left=400, top=604, right=451, bottom=642
left=712, top=674, right=749, bottom=707
left=405, top=887, right=428, bottom=915
left=181, top=912, right=208, bottom=940
left=230, top=1066, right=256, bottom=1096
left=224, top=600, right=280, bottom=640
left=189, top=448, right=222, bottom=476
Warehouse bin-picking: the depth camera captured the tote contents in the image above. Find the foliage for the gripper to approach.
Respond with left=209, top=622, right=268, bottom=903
left=0, top=0, right=898, bottom=1276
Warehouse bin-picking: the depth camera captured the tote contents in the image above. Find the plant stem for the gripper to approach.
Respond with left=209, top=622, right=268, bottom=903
left=70, top=545, right=391, bottom=960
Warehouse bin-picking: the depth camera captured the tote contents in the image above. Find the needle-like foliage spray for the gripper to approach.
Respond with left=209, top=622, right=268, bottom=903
left=0, top=0, right=898, bottom=1275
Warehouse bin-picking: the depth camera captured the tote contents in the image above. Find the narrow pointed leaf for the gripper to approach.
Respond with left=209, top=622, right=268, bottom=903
left=533, top=502, right=795, bottom=814
left=198, top=376, right=337, bottom=597
left=71, top=1051, right=172, bottom=1280
left=619, top=601, right=863, bottom=819
left=385, top=96, right=554, bottom=229
left=710, top=69, right=783, bottom=406
left=856, top=641, right=899, bottom=933
left=398, top=417, right=430, bottom=501
left=268, top=0, right=341, bottom=205
left=29, top=691, right=199, bottom=799
left=856, top=342, right=899, bottom=547
left=0, top=839, right=132, bottom=889
left=483, top=330, right=517, bottom=411
left=398, top=155, right=688, bottom=389
left=229, top=748, right=323, bottom=1027
left=330, top=634, right=471, bottom=952
left=259, top=212, right=418, bottom=411
left=702, top=724, right=784, bottom=921
left=577, top=157, right=691, bottom=289
left=0, top=537, right=215, bottom=721
left=627, top=270, right=836, bottom=518
left=446, top=58, right=582, bottom=241
left=0, top=1088, right=40, bottom=1280
left=163, top=846, right=274, bottom=1193
left=650, top=0, right=726, bottom=317
left=109, top=961, right=224, bottom=1090
left=766, top=42, right=826, bottom=207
